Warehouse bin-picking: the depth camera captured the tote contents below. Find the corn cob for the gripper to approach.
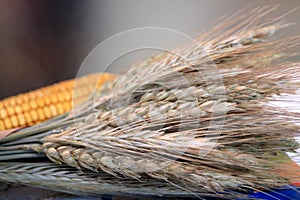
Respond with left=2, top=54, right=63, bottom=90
left=0, top=73, right=115, bottom=130
left=0, top=5, right=300, bottom=199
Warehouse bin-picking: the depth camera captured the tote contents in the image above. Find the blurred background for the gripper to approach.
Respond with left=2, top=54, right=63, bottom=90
left=0, top=0, right=299, bottom=99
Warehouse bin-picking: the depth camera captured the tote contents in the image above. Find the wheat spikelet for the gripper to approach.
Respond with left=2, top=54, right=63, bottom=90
left=0, top=162, right=205, bottom=198
left=0, top=5, right=300, bottom=199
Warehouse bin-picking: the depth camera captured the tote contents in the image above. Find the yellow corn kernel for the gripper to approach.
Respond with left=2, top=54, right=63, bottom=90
left=56, top=103, right=65, bottom=115
left=29, top=100, right=38, bottom=110
left=11, top=115, right=19, bottom=127
left=43, top=107, right=52, bottom=119
left=22, top=103, right=30, bottom=112
left=2, top=101, right=9, bottom=108
left=24, top=112, right=32, bottom=125
left=63, top=90, right=71, bottom=101
left=4, top=118, right=12, bottom=129
left=57, top=93, right=65, bottom=102
left=49, top=105, right=58, bottom=116
left=8, top=99, right=16, bottom=106
left=30, top=110, right=38, bottom=122
left=28, top=92, right=36, bottom=100
left=37, top=98, right=45, bottom=107
left=63, top=102, right=71, bottom=112
left=44, top=96, right=51, bottom=105
left=0, top=109, right=7, bottom=119
left=22, top=94, right=30, bottom=102
left=37, top=108, right=46, bottom=121
left=0, top=73, right=115, bottom=130
left=16, top=97, right=23, bottom=105
left=50, top=94, right=58, bottom=104
left=17, top=113, right=26, bottom=127
left=7, top=106, right=15, bottom=116
left=0, top=120, right=4, bottom=130
left=15, top=105, right=22, bottom=114
left=27, top=122, right=34, bottom=127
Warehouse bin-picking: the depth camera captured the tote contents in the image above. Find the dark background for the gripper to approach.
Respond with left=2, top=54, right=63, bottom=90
left=0, top=0, right=299, bottom=99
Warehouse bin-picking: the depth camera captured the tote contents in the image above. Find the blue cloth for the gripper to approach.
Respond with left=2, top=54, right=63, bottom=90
left=248, top=185, right=300, bottom=200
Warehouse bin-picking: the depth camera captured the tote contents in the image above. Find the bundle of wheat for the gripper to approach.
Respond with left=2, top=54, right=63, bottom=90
left=0, top=5, right=300, bottom=199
